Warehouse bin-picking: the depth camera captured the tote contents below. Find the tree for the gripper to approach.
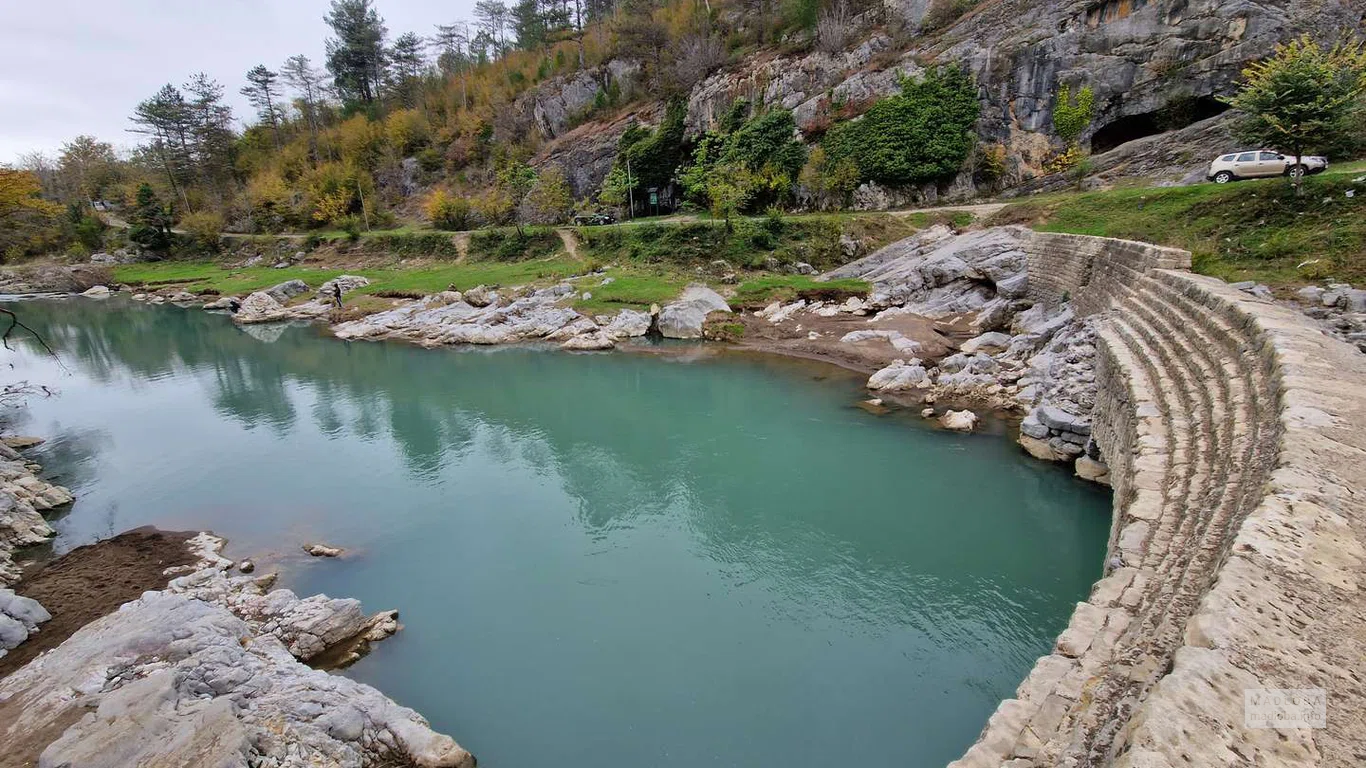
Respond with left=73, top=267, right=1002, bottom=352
left=388, top=32, right=427, bottom=107
left=241, top=65, right=285, bottom=148
left=0, top=169, right=61, bottom=224
left=1052, top=83, right=1095, bottom=147
left=474, top=0, right=511, bottom=59
left=706, top=163, right=755, bottom=232
left=798, top=145, right=858, bottom=210
left=128, top=183, right=173, bottom=253
left=325, top=0, right=389, bottom=106
left=57, top=136, right=119, bottom=205
left=519, top=165, right=573, bottom=223
left=129, top=84, right=195, bottom=206
left=512, top=0, right=547, bottom=50
left=1224, top=35, right=1366, bottom=194
left=183, top=73, right=236, bottom=190
left=281, top=55, right=327, bottom=155
left=432, top=23, right=474, bottom=107
left=823, top=67, right=980, bottom=186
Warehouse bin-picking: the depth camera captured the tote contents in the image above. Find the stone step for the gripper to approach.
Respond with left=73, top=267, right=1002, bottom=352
left=1060, top=279, right=1270, bottom=764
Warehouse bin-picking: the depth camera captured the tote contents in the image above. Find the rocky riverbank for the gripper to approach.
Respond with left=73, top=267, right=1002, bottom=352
left=0, top=530, right=475, bottom=767
left=0, top=437, right=73, bottom=587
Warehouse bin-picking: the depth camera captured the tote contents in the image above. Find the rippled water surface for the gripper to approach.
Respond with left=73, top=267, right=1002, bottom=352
left=2, top=297, right=1110, bottom=767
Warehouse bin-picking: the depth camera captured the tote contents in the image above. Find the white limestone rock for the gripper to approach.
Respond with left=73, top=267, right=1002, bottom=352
left=234, top=291, right=286, bottom=324
left=1, top=589, right=474, bottom=768
left=264, top=279, right=309, bottom=303
left=657, top=284, right=731, bottom=339
left=939, top=409, right=979, bottom=431
left=80, top=285, right=111, bottom=297
left=561, top=332, right=615, bottom=350
left=317, top=274, right=370, bottom=299
left=960, top=331, right=1012, bottom=355
left=867, top=360, right=929, bottom=392
left=604, top=309, right=653, bottom=339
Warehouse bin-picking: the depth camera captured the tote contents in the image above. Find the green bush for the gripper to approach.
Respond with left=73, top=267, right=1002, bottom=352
left=362, top=233, right=462, bottom=258
left=823, top=67, right=980, bottom=186
left=468, top=227, right=561, bottom=262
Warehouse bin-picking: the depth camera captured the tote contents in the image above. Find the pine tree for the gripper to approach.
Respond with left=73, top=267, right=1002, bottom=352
left=325, top=0, right=389, bottom=106
left=129, top=84, right=195, bottom=207
left=512, top=0, right=547, bottom=51
left=474, top=0, right=511, bottom=59
left=281, top=55, right=327, bottom=156
left=241, top=65, right=284, bottom=148
left=388, top=32, right=426, bottom=107
left=183, top=73, right=236, bottom=190
left=128, top=183, right=173, bottom=253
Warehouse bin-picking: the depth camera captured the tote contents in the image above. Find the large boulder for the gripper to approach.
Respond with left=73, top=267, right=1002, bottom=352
left=264, top=279, right=309, bottom=304
left=867, top=360, right=929, bottom=391
left=0, top=587, right=475, bottom=768
left=317, top=275, right=370, bottom=299
left=80, top=285, right=111, bottom=297
left=234, top=292, right=286, bottom=324
left=604, top=309, right=653, bottom=340
left=939, top=409, right=979, bottom=432
left=657, top=284, right=732, bottom=340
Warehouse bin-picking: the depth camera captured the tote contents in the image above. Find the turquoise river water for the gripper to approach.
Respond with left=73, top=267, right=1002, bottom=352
left=1, top=297, right=1111, bottom=767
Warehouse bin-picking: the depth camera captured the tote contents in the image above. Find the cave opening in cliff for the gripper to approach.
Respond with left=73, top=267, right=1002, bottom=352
left=1090, top=96, right=1229, bottom=154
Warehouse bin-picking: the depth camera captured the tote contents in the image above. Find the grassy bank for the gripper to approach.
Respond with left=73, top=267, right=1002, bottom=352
left=112, top=256, right=592, bottom=300
left=994, top=174, right=1366, bottom=285
left=576, top=214, right=914, bottom=271
left=115, top=213, right=904, bottom=312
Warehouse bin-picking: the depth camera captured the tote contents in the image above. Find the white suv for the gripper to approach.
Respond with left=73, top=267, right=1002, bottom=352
left=1207, top=150, right=1329, bottom=183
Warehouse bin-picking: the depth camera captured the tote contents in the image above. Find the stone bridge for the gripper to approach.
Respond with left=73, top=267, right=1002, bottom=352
left=952, top=233, right=1366, bottom=767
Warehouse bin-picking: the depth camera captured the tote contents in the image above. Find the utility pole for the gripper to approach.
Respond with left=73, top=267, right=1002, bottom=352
left=356, top=178, right=371, bottom=231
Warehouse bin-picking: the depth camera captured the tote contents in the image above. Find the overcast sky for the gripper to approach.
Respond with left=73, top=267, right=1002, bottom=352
left=0, top=0, right=474, bottom=164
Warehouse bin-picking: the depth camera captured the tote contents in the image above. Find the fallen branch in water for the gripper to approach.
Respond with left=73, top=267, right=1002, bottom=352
left=0, top=307, right=68, bottom=373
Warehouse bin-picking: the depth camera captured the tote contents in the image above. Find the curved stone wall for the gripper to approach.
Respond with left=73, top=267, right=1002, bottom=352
left=951, top=233, right=1366, bottom=767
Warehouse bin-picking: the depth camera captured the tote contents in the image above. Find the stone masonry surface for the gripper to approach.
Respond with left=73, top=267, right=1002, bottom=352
left=949, top=232, right=1366, bottom=767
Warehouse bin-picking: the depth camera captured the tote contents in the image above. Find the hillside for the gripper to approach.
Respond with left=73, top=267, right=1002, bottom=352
left=5, top=0, right=1363, bottom=264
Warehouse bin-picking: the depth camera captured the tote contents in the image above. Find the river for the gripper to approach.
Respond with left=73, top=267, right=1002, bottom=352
left=1, top=296, right=1110, bottom=767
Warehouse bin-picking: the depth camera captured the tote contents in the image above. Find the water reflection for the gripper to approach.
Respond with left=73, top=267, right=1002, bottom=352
left=0, top=297, right=1112, bottom=768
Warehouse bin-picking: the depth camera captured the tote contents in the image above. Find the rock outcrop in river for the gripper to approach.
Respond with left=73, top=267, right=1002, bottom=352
left=0, top=441, right=72, bottom=586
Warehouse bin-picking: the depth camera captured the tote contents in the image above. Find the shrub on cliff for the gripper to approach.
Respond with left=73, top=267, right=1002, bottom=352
left=425, top=189, right=471, bottom=231
left=822, top=67, right=980, bottom=186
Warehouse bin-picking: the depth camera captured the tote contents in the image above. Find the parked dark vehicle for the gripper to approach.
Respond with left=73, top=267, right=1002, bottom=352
left=573, top=212, right=616, bottom=226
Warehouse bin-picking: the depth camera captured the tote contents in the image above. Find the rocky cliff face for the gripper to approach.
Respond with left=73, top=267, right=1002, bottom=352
left=937, top=0, right=1362, bottom=170
left=516, top=0, right=1359, bottom=202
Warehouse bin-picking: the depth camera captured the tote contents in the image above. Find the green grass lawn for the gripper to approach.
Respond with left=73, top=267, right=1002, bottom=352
left=112, top=256, right=594, bottom=299
left=994, top=173, right=1366, bottom=285
left=572, top=267, right=692, bottom=313
left=731, top=275, right=870, bottom=305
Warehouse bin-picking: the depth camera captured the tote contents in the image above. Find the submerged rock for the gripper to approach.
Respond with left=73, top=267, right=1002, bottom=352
left=561, top=332, right=615, bottom=350
left=302, top=543, right=344, bottom=558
